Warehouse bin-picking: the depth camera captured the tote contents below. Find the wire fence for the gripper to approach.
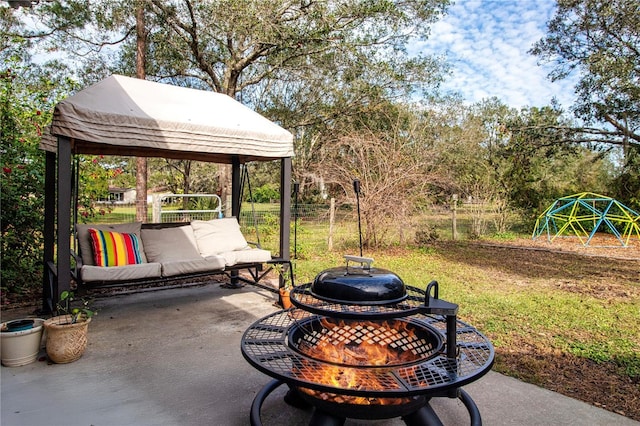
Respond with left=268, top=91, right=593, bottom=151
left=84, top=200, right=516, bottom=244
left=239, top=204, right=340, bottom=227
left=86, top=202, right=341, bottom=228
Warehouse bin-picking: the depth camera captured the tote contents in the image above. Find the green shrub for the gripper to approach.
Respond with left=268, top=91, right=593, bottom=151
left=1, top=69, right=47, bottom=296
left=251, top=184, right=279, bottom=203
left=415, top=225, right=439, bottom=245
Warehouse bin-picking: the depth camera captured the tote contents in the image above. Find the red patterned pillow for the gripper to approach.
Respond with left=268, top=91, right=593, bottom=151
left=88, top=229, right=143, bottom=267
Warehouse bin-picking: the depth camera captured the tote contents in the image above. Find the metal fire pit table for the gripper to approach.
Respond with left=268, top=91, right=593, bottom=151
left=241, top=282, right=494, bottom=426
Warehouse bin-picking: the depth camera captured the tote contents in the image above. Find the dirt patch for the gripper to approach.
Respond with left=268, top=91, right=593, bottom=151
left=437, top=237, right=640, bottom=421
left=496, top=342, right=639, bottom=419
left=488, top=233, right=640, bottom=261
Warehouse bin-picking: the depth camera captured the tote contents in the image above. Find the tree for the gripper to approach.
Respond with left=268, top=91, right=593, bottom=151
left=1, top=69, right=44, bottom=297
left=530, top=0, right=640, bottom=207
left=75, top=155, right=130, bottom=221
left=531, top=0, right=639, bottom=145
left=140, top=1, right=448, bottom=96
left=431, top=97, right=615, bottom=235
left=316, top=102, right=443, bottom=247
left=7, top=0, right=450, bottom=204
left=135, top=0, right=148, bottom=222
left=501, top=105, right=611, bottom=219
left=0, top=65, right=78, bottom=298
left=1, top=6, right=80, bottom=300
left=430, top=97, right=515, bottom=236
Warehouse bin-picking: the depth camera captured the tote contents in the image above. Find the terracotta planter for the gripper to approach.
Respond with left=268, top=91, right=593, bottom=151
left=0, top=319, right=45, bottom=367
left=44, top=315, right=91, bottom=364
left=279, top=288, right=292, bottom=309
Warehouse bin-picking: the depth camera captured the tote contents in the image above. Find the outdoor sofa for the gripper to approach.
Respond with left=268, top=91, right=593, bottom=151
left=71, top=217, right=281, bottom=290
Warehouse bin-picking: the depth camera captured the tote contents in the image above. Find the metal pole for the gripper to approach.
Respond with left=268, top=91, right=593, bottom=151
left=293, top=182, right=299, bottom=259
left=353, top=179, right=363, bottom=257
left=280, top=158, right=292, bottom=262
left=328, top=198, right=335, bottom=251
left=446, top=314, right=457, bottom=359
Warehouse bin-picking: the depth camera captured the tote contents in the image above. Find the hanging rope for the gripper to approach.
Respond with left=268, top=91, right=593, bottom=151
left=72, top=154, right=80, bottom=254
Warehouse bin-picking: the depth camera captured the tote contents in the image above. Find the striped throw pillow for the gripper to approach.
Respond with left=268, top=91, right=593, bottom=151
left=88, top=229, right=143, bottom=267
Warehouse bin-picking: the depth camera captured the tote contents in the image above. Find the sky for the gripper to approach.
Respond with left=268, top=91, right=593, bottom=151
left=17, top=0, right=577, bottom=110
left=414, top=0, right=578, bottom=109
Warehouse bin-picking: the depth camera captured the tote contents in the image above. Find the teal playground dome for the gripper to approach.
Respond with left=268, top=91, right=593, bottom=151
left=532, top=192, right=640, bottom=247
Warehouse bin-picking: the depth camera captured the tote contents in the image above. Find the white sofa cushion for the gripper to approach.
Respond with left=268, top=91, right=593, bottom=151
left=142, top=225, right=201, bottom=262
left=76, top=222, right=147, bottom=266
left=191, top=218, right=249, bottom=257
left=161, top=256, right=225, bottom=277
left=80, top=262, right=161, bottom=283
left=219, top=247, right=272, bottom=267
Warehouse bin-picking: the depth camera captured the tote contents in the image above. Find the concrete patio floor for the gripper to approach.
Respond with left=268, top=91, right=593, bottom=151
left=1, top=282, right=638, bottom=426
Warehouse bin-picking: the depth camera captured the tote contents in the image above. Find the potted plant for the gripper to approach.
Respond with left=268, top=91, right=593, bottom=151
left=279, top=285, right=293, bottom=309
left=273, top=262, right=294, bottom=309
left=43, top=291, right=96, bottom=364
left=1, top=318, right=45, bottom=367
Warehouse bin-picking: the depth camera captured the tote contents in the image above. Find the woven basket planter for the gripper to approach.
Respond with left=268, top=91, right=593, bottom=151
left=44, top=315, right=91, bottom=364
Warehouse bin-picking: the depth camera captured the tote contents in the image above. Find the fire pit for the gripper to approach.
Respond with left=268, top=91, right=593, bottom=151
left=241, top=256, right=494, bottom=425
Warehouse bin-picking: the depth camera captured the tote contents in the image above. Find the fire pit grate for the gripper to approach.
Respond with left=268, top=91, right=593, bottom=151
left=288, top=316, right=443, bottom=367
left=241, top=309, right=493, bottom=397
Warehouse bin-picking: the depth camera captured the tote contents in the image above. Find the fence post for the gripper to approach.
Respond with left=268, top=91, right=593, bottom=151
left=152, top=195, right=161, bottom=223
left=451, top=194, right=458, bottom=240
left=224, top=194, right=232, bottom=218
left=328, top=198, right=335, bottom=251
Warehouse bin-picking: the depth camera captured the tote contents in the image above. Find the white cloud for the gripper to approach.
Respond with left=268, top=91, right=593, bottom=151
left=414, top=0, right=579, bottom=108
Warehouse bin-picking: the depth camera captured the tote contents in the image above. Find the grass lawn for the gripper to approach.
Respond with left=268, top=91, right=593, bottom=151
left=29, top=208, right=640, bottom=420
left=270, top=221, right=640, bottom=420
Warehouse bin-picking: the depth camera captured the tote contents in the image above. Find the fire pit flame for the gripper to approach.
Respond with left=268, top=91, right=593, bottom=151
left=296, top=318, right=430, bottom=366
left=291, top=317, right=439, bottom=406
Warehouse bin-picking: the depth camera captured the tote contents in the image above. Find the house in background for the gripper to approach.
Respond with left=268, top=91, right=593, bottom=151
left=98, top=187, right=137, bottom=204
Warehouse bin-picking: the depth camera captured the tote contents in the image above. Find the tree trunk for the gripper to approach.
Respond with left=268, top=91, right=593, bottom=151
left=135, top=1, right=148, bottom=222
left=219, top=164, right=232, bottom=216
left=182, top=161, right=192, bottom=210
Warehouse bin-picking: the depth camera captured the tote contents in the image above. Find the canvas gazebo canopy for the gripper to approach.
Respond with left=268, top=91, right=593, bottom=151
left=40, top=74, right=294, bottom=312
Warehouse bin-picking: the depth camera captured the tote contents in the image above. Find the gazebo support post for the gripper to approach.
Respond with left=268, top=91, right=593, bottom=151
left=279, top=157, right=291, bottom=263
left=230, top=157, right=241, bottom=286
left=42, top=150, right=57, bottom=314
left=232, top=156, right=241, bottom=217
left=56, top=136, right=72, bottom=304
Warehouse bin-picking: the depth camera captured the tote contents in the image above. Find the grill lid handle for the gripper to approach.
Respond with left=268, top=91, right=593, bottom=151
left=344, top=255, right=374, bottom=270
left=422, top=281, right=459, bottom=316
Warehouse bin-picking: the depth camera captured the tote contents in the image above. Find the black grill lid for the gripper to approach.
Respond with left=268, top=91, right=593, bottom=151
left=310, top=256, right=407, bottom=305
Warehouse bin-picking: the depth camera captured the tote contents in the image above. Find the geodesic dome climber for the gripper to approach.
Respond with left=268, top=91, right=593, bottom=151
left=532, top=192, right=640, bottom=247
